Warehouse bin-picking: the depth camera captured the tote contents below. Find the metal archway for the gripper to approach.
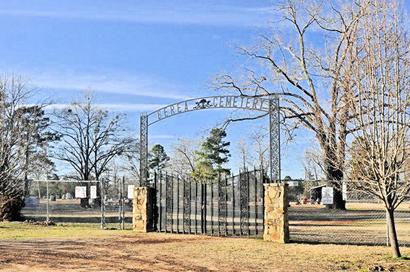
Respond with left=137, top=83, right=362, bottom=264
left=139, top=95, right=280, bottom=185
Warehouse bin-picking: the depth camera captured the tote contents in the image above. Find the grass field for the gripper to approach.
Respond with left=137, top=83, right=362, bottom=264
left=1, top=222, right=410, bottom=272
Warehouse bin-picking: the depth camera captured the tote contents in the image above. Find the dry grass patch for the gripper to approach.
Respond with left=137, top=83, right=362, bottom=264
left=0, top=225, right=409, bottom=272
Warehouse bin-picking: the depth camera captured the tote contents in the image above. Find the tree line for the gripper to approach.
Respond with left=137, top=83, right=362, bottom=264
left=148, top=127, right=231, bottom=182
left=0, top=86, right=136, bottom=218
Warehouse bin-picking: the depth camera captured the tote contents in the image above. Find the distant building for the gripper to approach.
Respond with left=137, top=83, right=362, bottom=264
left=310, top=185, right=326, bottom=203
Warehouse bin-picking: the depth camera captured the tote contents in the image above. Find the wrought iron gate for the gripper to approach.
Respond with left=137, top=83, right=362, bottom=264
left=151, top=169, right=266, bottom=237
left=139, top=95, right=281, bottom=186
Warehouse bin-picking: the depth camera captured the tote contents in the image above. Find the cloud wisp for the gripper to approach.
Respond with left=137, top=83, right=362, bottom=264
left=26, top=70, right=193, bottom=100
left=43, top=102, right=166, bottom=112
left=0, top=2, right=275, bottom=28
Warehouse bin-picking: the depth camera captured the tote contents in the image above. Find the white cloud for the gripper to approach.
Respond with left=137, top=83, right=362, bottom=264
left=44, top=103, right=166, bottom=112
left=25, top=69, right=192, bottom=100
left=0, top=3, right=275, bottom=28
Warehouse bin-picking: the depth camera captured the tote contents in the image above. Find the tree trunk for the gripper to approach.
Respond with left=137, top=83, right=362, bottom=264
left=80, top=182, right=90, bottom=208
left=325, top=166, right=346, bottom=210
left=331, top=187, right=345, bottom=209
left=386, top=208, right=401, bottom=258
left=322, top=140, right=346, bottom=210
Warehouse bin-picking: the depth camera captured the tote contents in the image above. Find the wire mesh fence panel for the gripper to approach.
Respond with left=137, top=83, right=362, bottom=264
left=288, top=180, right=410, bottom=247
left=394, top=201, right=410, bottom=247
left=21, top=179, right=138, bottom=229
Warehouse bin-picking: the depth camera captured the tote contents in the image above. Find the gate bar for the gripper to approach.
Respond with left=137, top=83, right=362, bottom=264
left=254, top=168, right=258, bottom=235
left=159, top=172, right=162, bottom=232
left=211, top=182, right=214, bottom=235
left=217, top=173, right=220, bottom=236
left=195, top=182, right=198, bottom=234
left=171, top=175, right=174, bottom=233
left=176, top=175, right=180, bottom=233
left=231, top=173, right=235, bottom=235
left=247, top=171, right=250, bottom=237
left=225, top=175, right=228, bottom=236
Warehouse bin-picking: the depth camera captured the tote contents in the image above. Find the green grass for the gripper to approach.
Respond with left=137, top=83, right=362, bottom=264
left=0, top=221, right=131, bottom=240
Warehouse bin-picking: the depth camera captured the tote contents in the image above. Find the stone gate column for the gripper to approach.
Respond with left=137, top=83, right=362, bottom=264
left=263, top=183, right=289, bottom=243
left=133, top=187, right=155, bottom=232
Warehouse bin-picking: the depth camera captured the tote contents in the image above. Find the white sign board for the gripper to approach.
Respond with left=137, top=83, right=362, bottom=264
left=321, top=187, right=334, bottom=205
left=127, top=185, right=135, bottom=199
left=90, top=185, right=97, bottom=199
left=75, top=186, right=87, bottom=199
left=342, top=182, right=347, bottom=201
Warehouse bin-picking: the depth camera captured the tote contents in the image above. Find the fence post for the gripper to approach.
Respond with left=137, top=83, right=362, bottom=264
left=46, top=180, right=50, bottom=222
left=132, top=186, right=155, bottom=232
left=100, top=181, right=105, bottom=230
left=263, top=183, right=289, bottom=243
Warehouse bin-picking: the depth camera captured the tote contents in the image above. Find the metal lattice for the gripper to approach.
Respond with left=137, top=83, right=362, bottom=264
left=269, top=98, right=280, bottom=182
left=165, top=175, right=173, bottom=232
left=139, top=113, right=149, bottom=186
left=183, top=177, right=191, bottom=233
left=239, top=172, right=249, bottom=235
left=218, top=176, right=227, bottom=235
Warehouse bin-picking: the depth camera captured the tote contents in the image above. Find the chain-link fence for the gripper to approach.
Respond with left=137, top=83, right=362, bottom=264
left=288, top=180, right=410, bottom=247
left=21, top=178, right=139, bottom=229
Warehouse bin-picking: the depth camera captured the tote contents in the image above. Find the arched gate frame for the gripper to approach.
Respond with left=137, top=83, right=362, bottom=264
left=139, top=95, right=280, bottom=185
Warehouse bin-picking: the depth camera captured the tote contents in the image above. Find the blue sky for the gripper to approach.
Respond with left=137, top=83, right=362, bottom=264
left=1, top=0, right=380, bottom=179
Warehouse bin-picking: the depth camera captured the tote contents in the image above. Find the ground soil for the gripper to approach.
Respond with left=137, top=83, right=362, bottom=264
left=1, top=232, right=410, bottom=272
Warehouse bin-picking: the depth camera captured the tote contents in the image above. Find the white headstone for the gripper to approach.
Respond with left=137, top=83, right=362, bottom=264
left=90, top=185, right=97, bottom=199
left=75, top=186, right=87, bottom=199
left=127, top=185, right=135, bottom=199
left=321, top=187, right=334, bottom=205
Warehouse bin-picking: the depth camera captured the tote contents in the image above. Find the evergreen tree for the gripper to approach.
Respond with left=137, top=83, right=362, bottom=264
left=149, top=144, right=170, bottom=172
left=193, top=128, right=230, bottom=181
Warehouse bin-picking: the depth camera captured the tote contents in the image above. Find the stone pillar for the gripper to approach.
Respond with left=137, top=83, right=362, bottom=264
left=133, top=187, right=155, bottom=232
left=263, top=183, right=289, bottom=243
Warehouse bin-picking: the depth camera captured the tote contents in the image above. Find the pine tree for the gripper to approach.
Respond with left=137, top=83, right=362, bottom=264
left=149, top=144, right=170, bottom=172
left=193, top=128, right=230, bottom=181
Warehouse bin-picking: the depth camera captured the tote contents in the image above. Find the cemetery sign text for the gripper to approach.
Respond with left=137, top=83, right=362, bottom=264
left=148, top=95, right=273, bottom=125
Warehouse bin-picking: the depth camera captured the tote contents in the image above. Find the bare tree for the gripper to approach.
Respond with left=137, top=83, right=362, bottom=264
left=237, top=138, right=252, bottom=171
left=249, top=126, right=269, bottom=172
left=169, top=138, right=198, bottom=177
left=52, top=95, right=133, bottom=206
left=121, top=139, right=140, bottom=181
left=303, top=148, right=325, bottom=181
left=346, top=1, right=410, bottom=257
left=216, top=1, right=374, bottom=208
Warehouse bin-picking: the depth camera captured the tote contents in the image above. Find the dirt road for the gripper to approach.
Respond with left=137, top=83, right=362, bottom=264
left=1, top=233, right=410, bottom=272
